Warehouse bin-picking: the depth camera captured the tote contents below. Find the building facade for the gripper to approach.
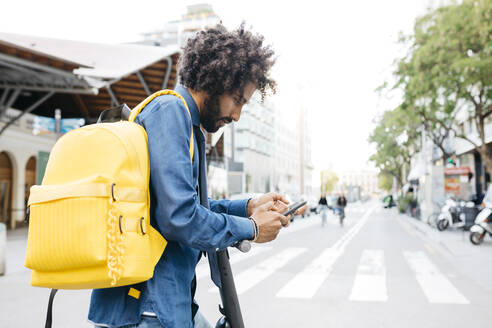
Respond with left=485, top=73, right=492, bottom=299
left=232, top=97, right=275, bottom=194
left=299, top=106, right=314, bottom=198
left=140, top=4, right=220, bottom=48
left=273, top=113, right=301, bottom=198
left=0, top=108, right=56, bottom=228
left=337, top=169, right=379, bottom=200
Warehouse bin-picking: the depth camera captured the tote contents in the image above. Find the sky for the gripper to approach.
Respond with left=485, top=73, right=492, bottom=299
left=0, top=0, right=434, bottom=173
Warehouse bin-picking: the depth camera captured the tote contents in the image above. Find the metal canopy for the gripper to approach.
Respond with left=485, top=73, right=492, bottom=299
left=0, top=49, right=98, bottom=95
left=0, top=32, right=181, bottom=137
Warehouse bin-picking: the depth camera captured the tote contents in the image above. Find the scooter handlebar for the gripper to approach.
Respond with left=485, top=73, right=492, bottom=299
left=233, top=240, right=251, bottom=253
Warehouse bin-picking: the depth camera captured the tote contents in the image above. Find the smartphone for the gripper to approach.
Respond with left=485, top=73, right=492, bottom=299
left=283, top=200, right=307, bottom=217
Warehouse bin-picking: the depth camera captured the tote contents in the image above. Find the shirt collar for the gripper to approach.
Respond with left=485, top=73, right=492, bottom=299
left=175, top=85, right=201, bottom=127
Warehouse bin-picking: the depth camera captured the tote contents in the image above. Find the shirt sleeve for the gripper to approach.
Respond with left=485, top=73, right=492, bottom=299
left=138, top=96, right=254, bottom=252
left=209, top=198, right=249, bottom=217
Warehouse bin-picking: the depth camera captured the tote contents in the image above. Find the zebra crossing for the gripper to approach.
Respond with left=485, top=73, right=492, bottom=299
left=197, top=246, right=470, bottom=305
left=349, top=249, right=387, bottom=302
left=209, top=248, right=307, bottom=295
left=197, top=246, right=470, bottom=304
left=403, top=251, right=469, bottom=304
left=195, top=205, right=470, bottom=305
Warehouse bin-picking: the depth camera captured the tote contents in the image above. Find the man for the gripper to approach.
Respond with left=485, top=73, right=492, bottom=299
left=88, top=24, right=290, bottom=328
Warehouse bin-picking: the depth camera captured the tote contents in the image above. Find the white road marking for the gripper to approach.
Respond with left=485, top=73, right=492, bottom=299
left=403, top=251, right=469, bottom=304
left=276, top=206, right=377, bottom=299
left=195, top=246, right=271, bottom=280
left=209, top=247, right=307, bottom=295
left=280, top=218, right=320, bottom=235
left=349, top=249, right=387, bottom=302
left=275, top=248, right=341, bottom=299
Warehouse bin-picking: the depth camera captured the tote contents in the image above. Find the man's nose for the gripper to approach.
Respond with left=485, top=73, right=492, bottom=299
left=232, top=108, right=242, bottom=122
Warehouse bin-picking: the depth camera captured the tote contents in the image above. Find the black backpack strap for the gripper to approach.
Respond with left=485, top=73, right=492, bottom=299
left=97, top=104, right=132, bottom=123
left=45, top=289, right=58, bottom=328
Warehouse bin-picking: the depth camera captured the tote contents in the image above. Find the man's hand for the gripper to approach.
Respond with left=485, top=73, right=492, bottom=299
left=247, top=192, right=289, bottom=217
left=250, top=201, right=289, bottom=243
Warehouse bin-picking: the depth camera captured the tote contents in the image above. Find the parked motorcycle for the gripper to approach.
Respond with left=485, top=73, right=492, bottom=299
left=470, top=186, right=492, bottom=245
left=469, top=209, right=492, bottom=245
left=436, top=198, right=475, bottom=231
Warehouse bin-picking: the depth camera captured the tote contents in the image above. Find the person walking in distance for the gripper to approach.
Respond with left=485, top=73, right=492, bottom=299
left=318, top=193, right=329, bottom=227
left=337, top=192, right=347, bottom=226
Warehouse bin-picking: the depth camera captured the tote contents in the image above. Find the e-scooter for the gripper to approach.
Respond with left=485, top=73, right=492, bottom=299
left=214, top=242, right=250, bottom=328
left=214, top=201, right=306, bottom=327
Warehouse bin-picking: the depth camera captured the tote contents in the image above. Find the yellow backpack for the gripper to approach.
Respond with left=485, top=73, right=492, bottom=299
left=25, top=90, right=194, bottom=289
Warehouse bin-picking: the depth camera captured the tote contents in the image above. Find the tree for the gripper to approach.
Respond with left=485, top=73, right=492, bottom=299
left=378, top=172, right=393, bottom=192
left=369, top=107, right=420, bottom=190
left=392, top=0, right=492, bottom=172
left=320, top=169, right=339, bottom=194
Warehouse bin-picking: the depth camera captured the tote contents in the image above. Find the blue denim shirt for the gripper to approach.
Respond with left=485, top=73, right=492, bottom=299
left=88, top=85, right=254, bottom=328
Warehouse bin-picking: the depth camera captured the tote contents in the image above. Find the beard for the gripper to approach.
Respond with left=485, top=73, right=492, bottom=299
left=200, top=95, right=231, bottom=133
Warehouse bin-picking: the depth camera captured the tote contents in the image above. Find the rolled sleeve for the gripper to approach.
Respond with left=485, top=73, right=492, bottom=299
left=209, top=198, right=249, bottom=217
left=138, top=97, right=254, bottom=252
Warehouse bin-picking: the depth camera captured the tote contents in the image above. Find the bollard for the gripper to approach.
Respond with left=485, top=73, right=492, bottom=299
left=0, top=222, right=5, bottom=275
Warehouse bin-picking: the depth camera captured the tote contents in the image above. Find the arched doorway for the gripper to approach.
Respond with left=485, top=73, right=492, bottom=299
left=25, top=156, right=36, bottom=217
left=0, top=152, right=13, bottom=227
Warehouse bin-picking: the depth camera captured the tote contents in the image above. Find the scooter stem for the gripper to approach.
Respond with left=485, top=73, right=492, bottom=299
left=216, top=249, right=245, bottom=328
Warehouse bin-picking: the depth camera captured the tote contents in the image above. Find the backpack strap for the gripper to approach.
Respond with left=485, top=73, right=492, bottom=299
left=44, top=289, right=58, bottom=328
left=129, top=90, right=194, bottom=163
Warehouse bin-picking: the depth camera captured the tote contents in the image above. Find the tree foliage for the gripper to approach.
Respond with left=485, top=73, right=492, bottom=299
left=320, top=169, right=339, bottom=194
left=369, top=107, right=420, bottom=189
left=392, top=0, right=492, bottom=172
left=378, top=172, right=393, bottom=192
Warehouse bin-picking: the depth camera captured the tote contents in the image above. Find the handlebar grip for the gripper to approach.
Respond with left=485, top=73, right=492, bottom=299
left=234, top=240, right=251, bottom=253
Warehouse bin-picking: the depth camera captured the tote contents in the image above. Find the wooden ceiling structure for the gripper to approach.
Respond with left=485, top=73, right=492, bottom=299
left=0, top=33, right=180, bottom=134
left=81, top=53, right=180, bottom=114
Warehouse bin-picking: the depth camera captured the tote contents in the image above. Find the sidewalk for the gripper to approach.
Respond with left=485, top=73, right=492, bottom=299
left=1, top=228, right=91, bottom=328
left=399, top=211, right=492, bottom=292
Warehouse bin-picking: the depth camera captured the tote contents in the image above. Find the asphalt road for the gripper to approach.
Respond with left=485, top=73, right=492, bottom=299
left=195, top=202, right=492, bottom=328
left=2, top=201, right=492, bottom=327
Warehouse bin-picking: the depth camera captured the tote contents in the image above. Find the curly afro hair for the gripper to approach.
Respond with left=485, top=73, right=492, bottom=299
left=178, top=23, right=276, bottom=102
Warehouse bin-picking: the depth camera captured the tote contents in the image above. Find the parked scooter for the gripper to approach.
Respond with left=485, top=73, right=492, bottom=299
left=436, top=198, right=475, bottom=231
left=469, top=209, right=492, bottom=245
left=470, top=187, right=492, bottom=245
